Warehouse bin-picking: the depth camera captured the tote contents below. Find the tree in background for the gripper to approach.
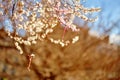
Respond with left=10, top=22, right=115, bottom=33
left=0, top=1, right=120, bottom=80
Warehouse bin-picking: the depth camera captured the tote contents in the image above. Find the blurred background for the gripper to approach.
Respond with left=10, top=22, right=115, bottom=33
left=0, top=0, right=120, bottom=80
left=77, top=0, right=120, bottom=45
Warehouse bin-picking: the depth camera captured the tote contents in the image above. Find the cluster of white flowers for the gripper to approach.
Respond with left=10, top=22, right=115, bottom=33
left=0, top=0, right=100, bottom=54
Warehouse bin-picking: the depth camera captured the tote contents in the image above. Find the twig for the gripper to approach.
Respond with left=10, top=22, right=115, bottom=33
left=27, top=54, right=35, bottom=71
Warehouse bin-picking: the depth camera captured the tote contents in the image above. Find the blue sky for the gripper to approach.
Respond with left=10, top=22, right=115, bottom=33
left=82, top=0, right=120, bottom=35
left=84, top=0, right=120, bottom=22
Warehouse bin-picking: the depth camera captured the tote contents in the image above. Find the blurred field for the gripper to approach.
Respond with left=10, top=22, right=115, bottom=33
left=0, top=25, right=120, bottom=80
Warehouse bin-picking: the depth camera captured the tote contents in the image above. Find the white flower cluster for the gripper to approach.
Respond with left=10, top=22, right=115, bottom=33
left=0, top=0, right=100, bottom=54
